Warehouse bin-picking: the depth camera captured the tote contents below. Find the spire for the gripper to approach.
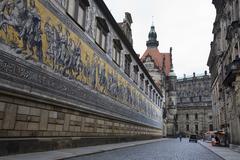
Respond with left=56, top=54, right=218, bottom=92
left=146, top=25, right=159, bottom=48
left=169, top=48, right=176, bottom=77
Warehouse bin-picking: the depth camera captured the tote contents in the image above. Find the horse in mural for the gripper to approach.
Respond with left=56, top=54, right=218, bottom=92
left=0, top=0, right=43, bottom=62
left=44, top=17, right=83, bottom=78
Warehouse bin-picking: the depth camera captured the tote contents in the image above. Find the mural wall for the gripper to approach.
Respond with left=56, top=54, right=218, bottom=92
left=0, top=0, right=161, bottom=124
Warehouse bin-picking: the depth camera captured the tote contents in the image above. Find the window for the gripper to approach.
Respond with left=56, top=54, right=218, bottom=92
left=145, top=80, right=149, bottom=95
left=124, top=54, right=131, bottom=76
left=195, top=113, right=198, bottom=120
left=77, top=1, right=87, bottom=27
left=158, top=97, right=160, bottom=106
left=209, top=115, right=212, bottom=120
left=67, top=0, right=89, bottom=28
left=155, top=94, right=158, bottom=104
left=149, top=86, right=153, bottom=99
left=209, top=124, right=213, bottom=131
left=96, top=17, right=109, bottom=50
left=153, top=90, right=156, bottom=102
left=195, top=125, right=198, bottom=132
left=112, top=39, right=122, bottom=66
left=235, top=0, right=239, bottom=21
left=186, top=125, right=189, bottom=131
left=140, top=74, right=144, bottom=90
left=186, top=114, right=189, bottom=120
left=133, top=65, right=139, bottom=84
left=67, top=0, right=75, bottom=17
left=55, top=0, right=67, bottom=8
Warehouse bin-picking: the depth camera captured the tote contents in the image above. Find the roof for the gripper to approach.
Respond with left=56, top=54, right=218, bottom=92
left=94, top=0, right=163, bottom=97
left=141, top=48, right=171, bottom=76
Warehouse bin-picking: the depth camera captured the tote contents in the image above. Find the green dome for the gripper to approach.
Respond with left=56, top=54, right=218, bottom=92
left=146, top=25, right=159, bottom=48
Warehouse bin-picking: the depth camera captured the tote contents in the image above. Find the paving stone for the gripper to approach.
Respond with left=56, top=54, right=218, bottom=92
left=56, top=125, right=63, bottom=131
left=48, top=124, right=56, bottom=131
left=49, top=111, right=58, bottom=119
left=0, top=102, right=5, bottom=112
left=3, top=103, right=17, bottom=129
left=70, top=115, right=77, bottom=121
left=40, top=110, right=49, bottom=130
left=7, top=130, right=21, bottom=137
left=29, top=108, right=41, bottom=116
left=69, top=139, right=222, bottom=160
left=18, top=105, right=30, bottom=115
left=16, top=114, right=28, bottom=121
left=63, top=114, right=70, bottom=131
left=15, top=121, right=28, bottom=130
left=28, top=122, right=39, bottom=130
left=85, top=117, right=94, bottom=123
left=0, top=120, right=2, bottom=129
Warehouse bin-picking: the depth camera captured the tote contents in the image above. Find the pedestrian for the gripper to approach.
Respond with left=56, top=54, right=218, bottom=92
left=179, top=133, right=182, bottom=142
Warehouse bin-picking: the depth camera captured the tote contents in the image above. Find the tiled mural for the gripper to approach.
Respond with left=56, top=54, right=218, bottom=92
left=0, top=0, right=161, bottom=123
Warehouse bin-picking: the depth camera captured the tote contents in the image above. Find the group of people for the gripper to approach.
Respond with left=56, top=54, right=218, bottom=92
left=177, top=133, right=221, bottom=146
left=212, top=135, right=220, bottom=146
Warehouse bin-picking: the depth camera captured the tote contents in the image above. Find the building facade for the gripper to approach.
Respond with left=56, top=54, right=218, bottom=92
left=208, top=0, right=240, bottom=151
left=0, top=0, right=164, bottom=155
left=176, top=72, right=213, bottom=137
left=141, top=25, right=177, bottom=137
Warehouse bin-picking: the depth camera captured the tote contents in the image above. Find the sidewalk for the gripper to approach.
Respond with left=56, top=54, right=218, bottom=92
left=0, top=138, right=167, bottom=160
left=198, top=140, right=240, bottom=160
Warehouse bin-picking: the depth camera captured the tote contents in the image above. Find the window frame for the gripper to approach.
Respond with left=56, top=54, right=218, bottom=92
left=195, top=113, right=198, bottom=120
left=124, top=54, right=132, bottom=76
left=195, top=124, right=198, bottom=132
left=140, top=73, right=144, bottom=90
left=66, top=0, right=89, bottom=29
left=96, top=23, right=108, bottom=50
left=133, top=65, right=139, bottom=84
left=145, top=80, right=149, bottom=95
left=149, top=86, right=153, bottom=99
left=112, top=39, right=122, bottom=66
left=95, top=17, right=109, bottom=51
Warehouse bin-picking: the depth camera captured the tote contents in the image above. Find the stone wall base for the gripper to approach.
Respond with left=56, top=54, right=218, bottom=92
left=0, top=93, right=162, bottom=156
left=0, top=136, right=161, bottom=156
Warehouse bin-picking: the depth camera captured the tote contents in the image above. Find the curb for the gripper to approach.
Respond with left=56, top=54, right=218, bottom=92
left=59, top=139, right=169, bottom=160
left=198, top=141, right=225, bottom=160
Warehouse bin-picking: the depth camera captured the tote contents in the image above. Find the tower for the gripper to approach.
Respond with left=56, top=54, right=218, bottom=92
left=165, top=52, right=177, bottom=137
left=141, top=25, right=177, bottom=137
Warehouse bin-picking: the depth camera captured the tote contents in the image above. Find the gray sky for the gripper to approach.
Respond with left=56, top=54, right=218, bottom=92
left=104, top=0, right=216, bottom=78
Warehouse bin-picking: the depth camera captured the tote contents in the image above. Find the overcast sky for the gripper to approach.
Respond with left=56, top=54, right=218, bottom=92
left=104, top=0, right=216, bottom=78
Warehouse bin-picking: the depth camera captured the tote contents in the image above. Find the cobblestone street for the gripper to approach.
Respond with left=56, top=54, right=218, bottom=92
left=69, top=139, right=223, bottom=160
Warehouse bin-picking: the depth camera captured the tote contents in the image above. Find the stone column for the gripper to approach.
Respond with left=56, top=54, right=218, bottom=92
left=231, top=75, right=240, bottom=146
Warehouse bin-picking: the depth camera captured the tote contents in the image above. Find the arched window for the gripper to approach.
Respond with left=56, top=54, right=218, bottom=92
left=195, top=113, right=198, bottom=120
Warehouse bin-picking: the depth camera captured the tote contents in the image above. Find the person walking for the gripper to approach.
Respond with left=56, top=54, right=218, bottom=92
left=179, top=133, right=182, bottom=142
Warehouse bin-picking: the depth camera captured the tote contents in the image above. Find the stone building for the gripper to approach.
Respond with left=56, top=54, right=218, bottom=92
left=208, top=0, right=240, bottom=151
left=0, top=0, right=164, bottom=155
left=176, top=72, right=213, bottom=137
left=141, top=25, right=177, bottom=137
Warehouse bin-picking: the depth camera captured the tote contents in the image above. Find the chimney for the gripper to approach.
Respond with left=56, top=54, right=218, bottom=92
left=118, top=12, right=133, bottom=45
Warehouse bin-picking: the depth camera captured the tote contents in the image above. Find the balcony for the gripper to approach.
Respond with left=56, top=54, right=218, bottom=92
left=223, top=57, right=240, bottom=87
